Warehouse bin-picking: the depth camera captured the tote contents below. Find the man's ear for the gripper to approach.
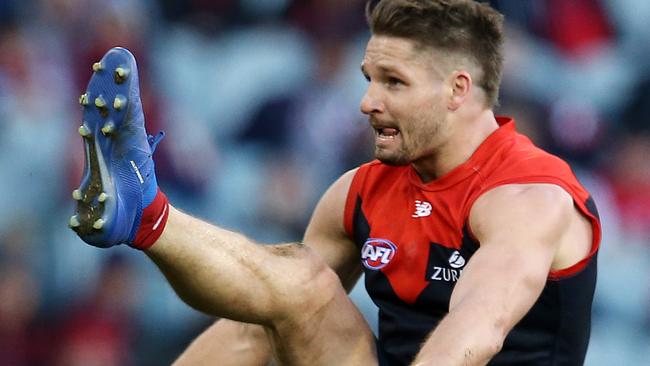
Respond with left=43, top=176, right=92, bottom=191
left=448, top=71, right=472, bottom=111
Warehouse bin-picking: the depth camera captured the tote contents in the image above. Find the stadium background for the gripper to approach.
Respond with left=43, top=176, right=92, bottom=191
left=0, top=0, right=649, bottom=364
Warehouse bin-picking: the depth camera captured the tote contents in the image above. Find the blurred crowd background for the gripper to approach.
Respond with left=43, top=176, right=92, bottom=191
left=0, top=0, right=649, bottom=365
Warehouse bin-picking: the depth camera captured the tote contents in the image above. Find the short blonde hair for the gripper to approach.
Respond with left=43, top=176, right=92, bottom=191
left=367, top=0, right=505, bottom=107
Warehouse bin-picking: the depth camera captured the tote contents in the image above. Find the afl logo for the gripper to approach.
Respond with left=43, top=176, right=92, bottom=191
left=448, top=250, right=466, bottom=269
left=361, top=238, right=397, bottom=270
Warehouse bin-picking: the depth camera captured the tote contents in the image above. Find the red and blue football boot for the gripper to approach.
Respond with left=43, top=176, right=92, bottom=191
left=69, top=47, right=168, bottom=249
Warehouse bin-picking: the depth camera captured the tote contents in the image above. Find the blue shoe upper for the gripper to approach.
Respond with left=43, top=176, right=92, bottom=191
left=74, top=47, right=161, bottom=247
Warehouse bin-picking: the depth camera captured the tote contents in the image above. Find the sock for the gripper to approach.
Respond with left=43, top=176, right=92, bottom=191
left=131, top=188, right=169, bottom=250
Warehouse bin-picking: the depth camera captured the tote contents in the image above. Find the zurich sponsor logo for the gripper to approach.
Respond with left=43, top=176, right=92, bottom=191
left=361, top=238, right=397, bottom=270
left=430, top=250, right=467, bottom=282
left=448, top=250, right=466, bottom=269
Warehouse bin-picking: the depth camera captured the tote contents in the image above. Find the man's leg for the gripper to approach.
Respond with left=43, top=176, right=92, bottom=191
left=69, top=47, right=376, bottom=366
left=173, top=320, right=271, bottom=366
left=148, top=207, right=377, bottom=365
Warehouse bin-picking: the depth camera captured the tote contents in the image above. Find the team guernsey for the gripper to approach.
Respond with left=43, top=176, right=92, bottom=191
left=344, top=117, right=601, bottom=366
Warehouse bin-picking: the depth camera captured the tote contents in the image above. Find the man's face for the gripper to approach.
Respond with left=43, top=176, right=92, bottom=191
left=360, top=36, right=451, bottom=166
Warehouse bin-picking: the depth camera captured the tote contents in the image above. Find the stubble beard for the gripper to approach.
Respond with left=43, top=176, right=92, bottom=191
left=375, top=113, right=443, bottom=167
left=375, top=145, right=411, bottom=166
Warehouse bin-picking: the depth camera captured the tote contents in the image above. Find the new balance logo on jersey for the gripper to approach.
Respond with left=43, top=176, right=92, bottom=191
left=430, top=251, right=466, bottom=282
left=412, top=200, right=432, bottom=218
left=361, top=238, right=397, bottom=270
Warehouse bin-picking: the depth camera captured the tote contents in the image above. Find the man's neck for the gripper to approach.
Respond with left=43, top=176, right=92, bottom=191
left=412, top=110, right=499, bottom=183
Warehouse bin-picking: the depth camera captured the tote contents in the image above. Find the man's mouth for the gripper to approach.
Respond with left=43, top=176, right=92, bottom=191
left=375, top=127, right=401, bottom=139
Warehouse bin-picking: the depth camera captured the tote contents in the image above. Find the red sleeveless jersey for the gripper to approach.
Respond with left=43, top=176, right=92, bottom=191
left=344, top=117, right=601, bottom=366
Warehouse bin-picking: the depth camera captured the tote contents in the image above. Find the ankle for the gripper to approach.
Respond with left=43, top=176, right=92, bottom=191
left=131, top=189, right=169, bottom=250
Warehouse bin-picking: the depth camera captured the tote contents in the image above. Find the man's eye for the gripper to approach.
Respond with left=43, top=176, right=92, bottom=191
left=387, top=77, right=403, bottom=86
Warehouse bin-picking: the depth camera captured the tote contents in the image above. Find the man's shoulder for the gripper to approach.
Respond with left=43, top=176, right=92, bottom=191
left=485, top=132, right=575, bottom=182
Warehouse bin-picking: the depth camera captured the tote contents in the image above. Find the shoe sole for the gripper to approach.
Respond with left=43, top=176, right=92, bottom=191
left=70, top=48, right=136, bottom=240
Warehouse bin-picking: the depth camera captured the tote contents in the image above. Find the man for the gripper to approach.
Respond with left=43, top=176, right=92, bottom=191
left=70, top=1, right=600, bottom=365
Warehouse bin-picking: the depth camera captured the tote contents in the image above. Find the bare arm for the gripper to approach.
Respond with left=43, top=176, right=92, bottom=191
left=302, top=168, right=363, bottom=290
left=412, top=184, right=577, bottom=366
left=173, top=169, right=362, bottom=365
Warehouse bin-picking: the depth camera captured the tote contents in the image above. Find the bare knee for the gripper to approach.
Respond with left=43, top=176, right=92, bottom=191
left=266, top=245, right=342, bottom=321
left=260, top=248, right=376, bottom=365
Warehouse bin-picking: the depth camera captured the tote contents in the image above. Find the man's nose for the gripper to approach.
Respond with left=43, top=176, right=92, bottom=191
left=360, top=85, right=384, bottom=115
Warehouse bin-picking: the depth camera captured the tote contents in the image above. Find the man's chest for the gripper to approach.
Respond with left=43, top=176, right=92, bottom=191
left=357, top=186, right=480, bottom=308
